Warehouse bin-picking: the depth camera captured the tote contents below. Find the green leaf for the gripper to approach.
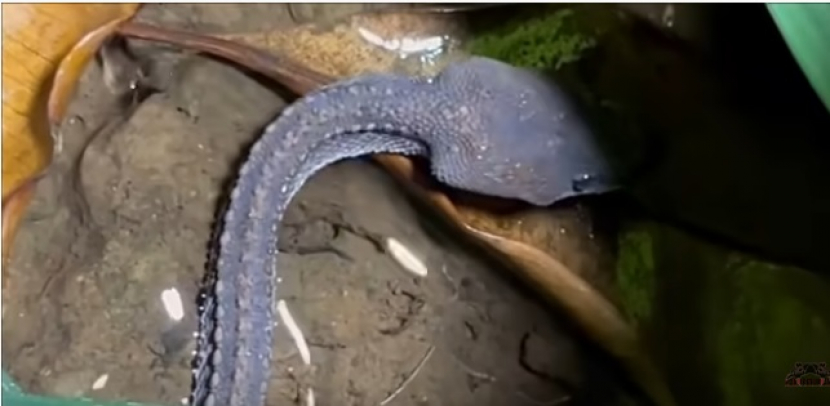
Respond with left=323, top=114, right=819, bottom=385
left=767, top=4, right=830, bottom=114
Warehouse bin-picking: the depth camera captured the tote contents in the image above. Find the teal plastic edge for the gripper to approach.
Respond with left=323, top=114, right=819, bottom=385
left=767, top=3, right=830, bottom=114
left=2, top=371, right=162, bottom=406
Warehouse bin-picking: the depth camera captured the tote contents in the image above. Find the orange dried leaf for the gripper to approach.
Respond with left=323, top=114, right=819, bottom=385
left=2, top=3, right=140, bottom=201
left=2, top=3, right=139, bottom=295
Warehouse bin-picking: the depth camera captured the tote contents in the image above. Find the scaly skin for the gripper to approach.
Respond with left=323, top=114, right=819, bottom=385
left=191, top=57, right=618, bottom=406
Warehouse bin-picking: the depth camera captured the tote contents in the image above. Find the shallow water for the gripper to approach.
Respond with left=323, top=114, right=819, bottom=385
left=1, top=4, right=619, bottom=406
left=5, top=4, right=830, bottom=406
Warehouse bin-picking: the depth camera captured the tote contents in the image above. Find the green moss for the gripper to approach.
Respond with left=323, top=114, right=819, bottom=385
left=615, top=226, right=656, bottom=328
left=633, top=221, right=830, bottom=406
left=709, top=255, right=830, bottom=406
left=466, top=8, right=598, bottom=71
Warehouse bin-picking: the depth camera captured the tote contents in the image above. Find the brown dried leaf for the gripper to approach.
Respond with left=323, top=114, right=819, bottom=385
left=2, top=3, right=140, bottom=201
left=2, top=3, right=140, bottom=281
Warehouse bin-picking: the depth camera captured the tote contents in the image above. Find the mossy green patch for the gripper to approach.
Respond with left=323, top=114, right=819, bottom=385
left=639, top=222, right=830, bottom=406
left=707, top=255, right=830, bottom=406
left=466, top=7, right=599, bottom=71
left=615, top=225, right=656, bottom=328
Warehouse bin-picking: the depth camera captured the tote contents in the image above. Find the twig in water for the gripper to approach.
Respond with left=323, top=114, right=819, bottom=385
left=379, top=345, right=435, bottom=406
left=277, top=299, right=311, bottom=365
left=439, top=265, right=459, bottom=300
left=448, top=352, right=496, bottom=383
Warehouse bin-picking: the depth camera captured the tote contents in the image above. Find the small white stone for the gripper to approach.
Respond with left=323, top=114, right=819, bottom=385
left=386, top=237, right=428, bottom=277
left=161, top=288, right=185, bottom=321
left=91, top=374, right=108, bottom=390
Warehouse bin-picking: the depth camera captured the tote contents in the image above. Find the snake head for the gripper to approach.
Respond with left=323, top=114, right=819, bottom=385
left=432, top=57, right=620, bottom=207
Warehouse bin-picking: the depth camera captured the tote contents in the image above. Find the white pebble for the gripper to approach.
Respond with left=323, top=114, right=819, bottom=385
left=161, top=288, right=185, bottom=321
left=91, top=374, right=108, bottom=390
left=386, top=237, right=428, bottom=277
